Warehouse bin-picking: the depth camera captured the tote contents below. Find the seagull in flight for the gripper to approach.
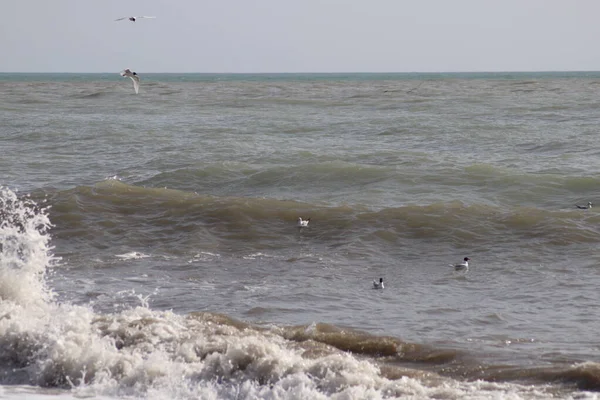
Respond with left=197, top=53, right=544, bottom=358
left=120, top=69, right=140, bottom=94
left=115, top=16, right=156, bottom=22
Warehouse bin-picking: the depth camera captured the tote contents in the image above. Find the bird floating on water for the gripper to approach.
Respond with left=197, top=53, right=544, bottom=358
left=297, top=217, right=310, bottom=228
left=120, top=68, right=140, bottom=94
left=373, top=278, right=384, bottom=289
left=450, top=257, right=470, bottom=270
left=115, top=16, right=156, bottom=22
left=576, top=202, right=592, bottom=209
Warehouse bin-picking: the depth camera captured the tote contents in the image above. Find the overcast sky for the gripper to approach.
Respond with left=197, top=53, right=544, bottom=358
left=2, top=0, right=600, bottom=73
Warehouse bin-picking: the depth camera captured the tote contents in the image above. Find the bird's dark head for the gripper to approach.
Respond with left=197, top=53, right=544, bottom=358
left=133, top=72, right=137, bottom=75
left=464, top=257, right=470, bottom=261
left=379, top=278, right=383, bottom=283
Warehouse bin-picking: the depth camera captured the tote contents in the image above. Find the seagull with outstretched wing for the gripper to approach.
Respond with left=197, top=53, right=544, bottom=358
left=120, top=68, right=140, bottom=94
left=115, top=16, right=156, bottom=22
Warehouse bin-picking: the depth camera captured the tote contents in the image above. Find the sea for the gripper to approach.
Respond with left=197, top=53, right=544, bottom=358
left=1, top=71, right=600, bottom=399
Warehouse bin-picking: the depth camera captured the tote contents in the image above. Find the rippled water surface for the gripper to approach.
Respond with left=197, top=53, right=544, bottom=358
left=1, top=72, right=600, bottom=399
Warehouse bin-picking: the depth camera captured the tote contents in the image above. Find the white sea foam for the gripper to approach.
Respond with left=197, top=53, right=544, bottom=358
left=115, top=252, right=149, bottom=260
left=0, top=187, right=591, bottom=400
left=188, top=251, right=221, bottom=263
left=0, top=188, right=57, bottom=306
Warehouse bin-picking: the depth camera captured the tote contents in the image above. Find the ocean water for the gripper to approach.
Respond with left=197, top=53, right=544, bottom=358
left=1, top=72, right=600, bottom=399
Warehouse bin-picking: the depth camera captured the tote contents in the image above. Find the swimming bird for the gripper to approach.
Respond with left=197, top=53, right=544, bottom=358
left=576, top=202, right=592, bottom=209
left=120, top=68, right=140, bottom=94
left=450, top=257, right=470, bottom=270
left=115, top=16, right=156, bottom=22
left=297, top=217, right=310, bottom=228
left=373, top=278, right=384, bottom=289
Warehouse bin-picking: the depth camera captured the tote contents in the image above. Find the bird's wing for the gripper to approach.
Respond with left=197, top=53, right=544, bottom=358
left=139, top=16, right=156, bottom=19
left=130, top=76, right=140, bottom=94
left=120, top=69, right=131, bottom=77
left=114, top=17, right=127, bottom=21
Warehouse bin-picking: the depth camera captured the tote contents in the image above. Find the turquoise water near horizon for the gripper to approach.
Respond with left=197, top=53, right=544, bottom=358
left=2, top=70, right=600, bottom=82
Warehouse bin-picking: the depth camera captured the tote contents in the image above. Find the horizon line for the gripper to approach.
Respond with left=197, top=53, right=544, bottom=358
left=1, top=70, right=600, bottom=74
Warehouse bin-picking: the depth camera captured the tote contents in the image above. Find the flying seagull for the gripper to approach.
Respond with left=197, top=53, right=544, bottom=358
left=115, top=16, right=156, bottom=22
left=120, top=69, right=140, bottom=94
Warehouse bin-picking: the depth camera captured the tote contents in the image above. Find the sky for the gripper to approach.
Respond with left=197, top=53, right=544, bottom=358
left=2, top=0, right=600, bottom=73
